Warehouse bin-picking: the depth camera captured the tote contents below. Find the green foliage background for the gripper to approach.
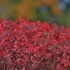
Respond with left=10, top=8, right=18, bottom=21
left=0, top=0, right=70, bottom=27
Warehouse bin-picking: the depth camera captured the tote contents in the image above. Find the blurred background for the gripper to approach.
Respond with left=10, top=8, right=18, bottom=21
left=0, top=0, right=70, bottom=27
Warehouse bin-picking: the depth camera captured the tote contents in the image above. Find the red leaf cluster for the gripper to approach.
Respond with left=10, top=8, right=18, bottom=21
left=0, top=18, right=70, bottom=70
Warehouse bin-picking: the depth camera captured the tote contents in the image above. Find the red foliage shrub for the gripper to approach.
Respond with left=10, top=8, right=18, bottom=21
left=0, top=18, right=70, bottom=70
